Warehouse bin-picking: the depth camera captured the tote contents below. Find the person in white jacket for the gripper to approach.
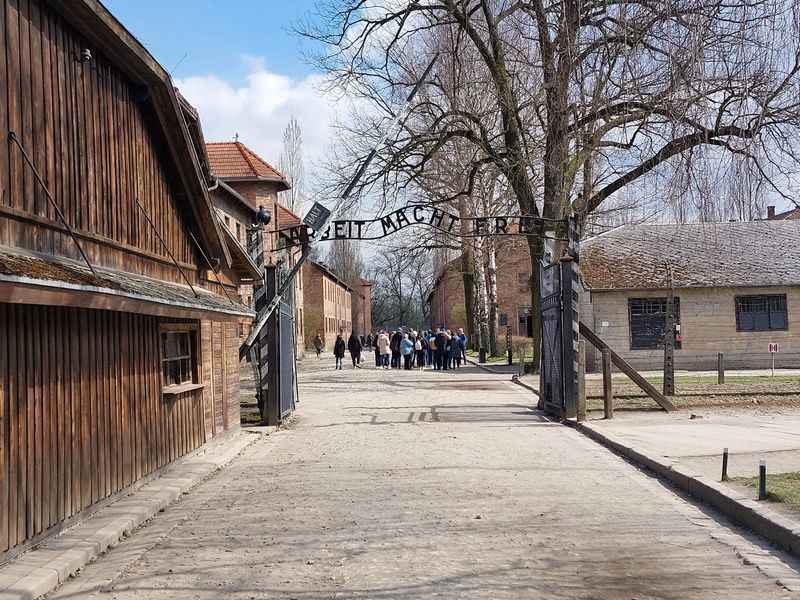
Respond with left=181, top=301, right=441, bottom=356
left=377, top=331, right=391, bottom=369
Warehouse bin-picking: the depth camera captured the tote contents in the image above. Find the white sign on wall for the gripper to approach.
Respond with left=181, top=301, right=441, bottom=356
left=769, top=342, right=779, bottom=354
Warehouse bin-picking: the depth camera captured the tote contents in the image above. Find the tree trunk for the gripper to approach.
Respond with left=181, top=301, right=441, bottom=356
left=458, top=197, right=477, bottom=349
left=526, top=234, right=544, bottom=371
left=486, top=236, right=499, bottom=356
left=473, top=235, right=490, bottom=352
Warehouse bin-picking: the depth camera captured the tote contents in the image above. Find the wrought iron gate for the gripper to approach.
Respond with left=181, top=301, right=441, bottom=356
left=277, top=298, right=297, bottom=419
left=539, top=258, right=579, bottom=418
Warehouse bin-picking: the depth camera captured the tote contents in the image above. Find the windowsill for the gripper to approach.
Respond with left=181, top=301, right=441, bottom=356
left=162, top=382, right=205, bottom=395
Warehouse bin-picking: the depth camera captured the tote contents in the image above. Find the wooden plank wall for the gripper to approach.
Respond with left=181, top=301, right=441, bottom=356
left=0, top=0, right=197, bottom=284
left=0, top=303, right=242, bottom=556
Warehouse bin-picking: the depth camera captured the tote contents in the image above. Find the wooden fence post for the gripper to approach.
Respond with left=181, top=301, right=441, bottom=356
left=717, top=353, right=724, bottom=384
left=577, top=340, right=586, bottom=422
left=602, top=348, right=614, bottom=419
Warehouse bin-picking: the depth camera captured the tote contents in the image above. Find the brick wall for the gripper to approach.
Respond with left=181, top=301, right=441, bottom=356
left=428, top=237, right=535, bottom=337
left=303, top=263, right=352, bottom=351
left=585, top=286, right=800, bottom=371
left=352, top=280, right=373, bottom=335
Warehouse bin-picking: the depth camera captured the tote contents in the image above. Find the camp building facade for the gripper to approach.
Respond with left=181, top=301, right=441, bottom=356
left=0, top=0, right=251, bottom=559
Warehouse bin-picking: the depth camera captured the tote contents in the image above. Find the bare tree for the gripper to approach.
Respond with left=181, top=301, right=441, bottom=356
left=325, top=239, right=365, bottom=286
left=368, top=243, right=433, bottom=330
left=279, top=116, right=305, bottom=213
left=299, top=0, right=800, bottom=358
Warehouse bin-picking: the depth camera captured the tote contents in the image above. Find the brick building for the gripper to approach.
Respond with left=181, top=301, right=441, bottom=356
left=581, top=220, right=800, bottom=371
left=303, top=261, right=353, bottom=350
left=352, top=277, right=374, bottom=336
left=206, top=141, right=305, bottom=352
left=767, top=205, right=800, bottom=220
left=428, top=237, right=534, bottom=337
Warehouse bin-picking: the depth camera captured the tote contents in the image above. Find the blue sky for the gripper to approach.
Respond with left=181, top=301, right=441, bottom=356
left=103, top=0, right=337, bottom=173
left=104, top=0, right=319, bottom=83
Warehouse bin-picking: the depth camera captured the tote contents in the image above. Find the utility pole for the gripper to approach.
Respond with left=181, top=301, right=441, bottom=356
left=663, top=262, right=675, bottom=396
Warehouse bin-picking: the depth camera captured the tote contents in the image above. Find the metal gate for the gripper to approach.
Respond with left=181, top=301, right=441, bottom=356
left=539, top=258, right=579, bottom=418
left=277, top=299, right=297, bottom=419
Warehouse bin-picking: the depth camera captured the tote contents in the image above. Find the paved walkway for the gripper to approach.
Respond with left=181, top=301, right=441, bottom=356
left=46, top=362, right=800, bottom=599
left=588, top=410, right=800, bottom=481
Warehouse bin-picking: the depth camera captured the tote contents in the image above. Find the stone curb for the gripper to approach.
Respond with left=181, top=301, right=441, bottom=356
left=570, top=421, right=800, bottom=559
left=0, top=427, right=271, bottom=600
left=511, top=376, right=540, bottom=397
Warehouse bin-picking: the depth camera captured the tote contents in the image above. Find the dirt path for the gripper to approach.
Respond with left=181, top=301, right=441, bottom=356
left=47, top=360, right=800, bottom=599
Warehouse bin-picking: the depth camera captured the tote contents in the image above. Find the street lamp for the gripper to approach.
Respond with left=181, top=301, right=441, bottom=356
left=255, top=205, right=272, bottom=226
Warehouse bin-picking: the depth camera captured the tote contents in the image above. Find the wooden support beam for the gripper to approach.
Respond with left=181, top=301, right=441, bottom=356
left=602, top=348, right=614, bottom=419
left=579, top=321, right=675, bottom=412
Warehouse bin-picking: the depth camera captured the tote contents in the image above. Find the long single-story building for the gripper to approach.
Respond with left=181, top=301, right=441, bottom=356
left=580, top=220, right=800, bottom=371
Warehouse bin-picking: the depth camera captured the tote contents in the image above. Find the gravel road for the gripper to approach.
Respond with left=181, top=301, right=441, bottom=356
left=47, top=359, right=800, bottom=599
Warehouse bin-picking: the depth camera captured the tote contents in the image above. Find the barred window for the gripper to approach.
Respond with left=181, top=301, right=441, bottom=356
left=628, top=298, right=681, bottom=350
left=735, top=294, right=787, bottom=331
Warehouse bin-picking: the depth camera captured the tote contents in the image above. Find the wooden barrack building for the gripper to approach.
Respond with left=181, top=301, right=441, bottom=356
left=0, top=0, right=252, bottom=560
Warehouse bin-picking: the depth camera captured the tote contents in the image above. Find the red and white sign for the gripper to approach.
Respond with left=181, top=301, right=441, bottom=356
left=769, top=343, right=780, bottom=354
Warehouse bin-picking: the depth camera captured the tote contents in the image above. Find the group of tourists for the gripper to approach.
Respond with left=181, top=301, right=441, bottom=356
left=314, top=327, right=469, bottom=371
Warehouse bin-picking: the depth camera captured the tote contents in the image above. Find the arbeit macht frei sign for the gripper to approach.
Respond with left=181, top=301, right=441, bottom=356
left=282, top=204, right=560, bottom=245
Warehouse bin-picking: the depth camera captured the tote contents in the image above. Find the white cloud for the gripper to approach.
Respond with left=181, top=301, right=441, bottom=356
left=175, top=57, right=341, bottom=175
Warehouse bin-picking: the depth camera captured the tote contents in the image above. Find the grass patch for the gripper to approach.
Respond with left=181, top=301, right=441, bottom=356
left=465, top=350, right=509, bottom=364
left=732, top=472, right=800, bottom=512
left=240, top=411, right=263, bottom=425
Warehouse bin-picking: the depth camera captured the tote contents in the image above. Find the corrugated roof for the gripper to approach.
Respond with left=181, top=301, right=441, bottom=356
left=206, top=141, right=289, bottom=188
left=0, top=247, right=253, bottom=317
left=581, top=221, right=800, bottom=290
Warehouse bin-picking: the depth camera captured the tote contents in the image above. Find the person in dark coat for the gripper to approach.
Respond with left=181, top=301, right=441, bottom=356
left=313, top=333, right=323, bottom=359
left=434, top=328, right=450, bottom=371
left=415, top=334, right=426, bottom=370
left=333, top=334, right=346, bottom=370
left=449, top=330, right=463, bottom=368
left=390, top=330, right=402, bottom=369
left=348, top=333, right=363, bottom=368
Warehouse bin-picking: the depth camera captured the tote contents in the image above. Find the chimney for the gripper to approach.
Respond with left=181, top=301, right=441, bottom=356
left=767, top=206, right=776, bottom=219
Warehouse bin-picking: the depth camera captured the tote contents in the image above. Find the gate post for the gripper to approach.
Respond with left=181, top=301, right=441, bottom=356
left=560, top=256, right=578, bottom=419
left=248, top=226, right=269, bottom=422
left=264, top=265, right=282, bottom=426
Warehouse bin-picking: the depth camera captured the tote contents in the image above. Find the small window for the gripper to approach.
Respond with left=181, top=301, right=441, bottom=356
left=629, top=298, right=681, bottom=350
left=735, top=294, right=788, bottom=331
left=224, top=215, right=230, bottom=227
left=161, top=329, right=197, bottom=387
left=236, top=222, right=241, bottom=240
left=499, top=313, right=508, bottom=326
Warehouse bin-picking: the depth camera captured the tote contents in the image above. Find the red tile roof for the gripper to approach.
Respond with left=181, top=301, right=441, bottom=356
left=276, top=205, right=302, bottom=230
left=206, top=141, right=290, bottom=188
left=768, top=206, right=800, bottom=220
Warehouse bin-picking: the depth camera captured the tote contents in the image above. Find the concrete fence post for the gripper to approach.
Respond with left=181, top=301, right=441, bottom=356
left=717, top=353, right=725, bottom=384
